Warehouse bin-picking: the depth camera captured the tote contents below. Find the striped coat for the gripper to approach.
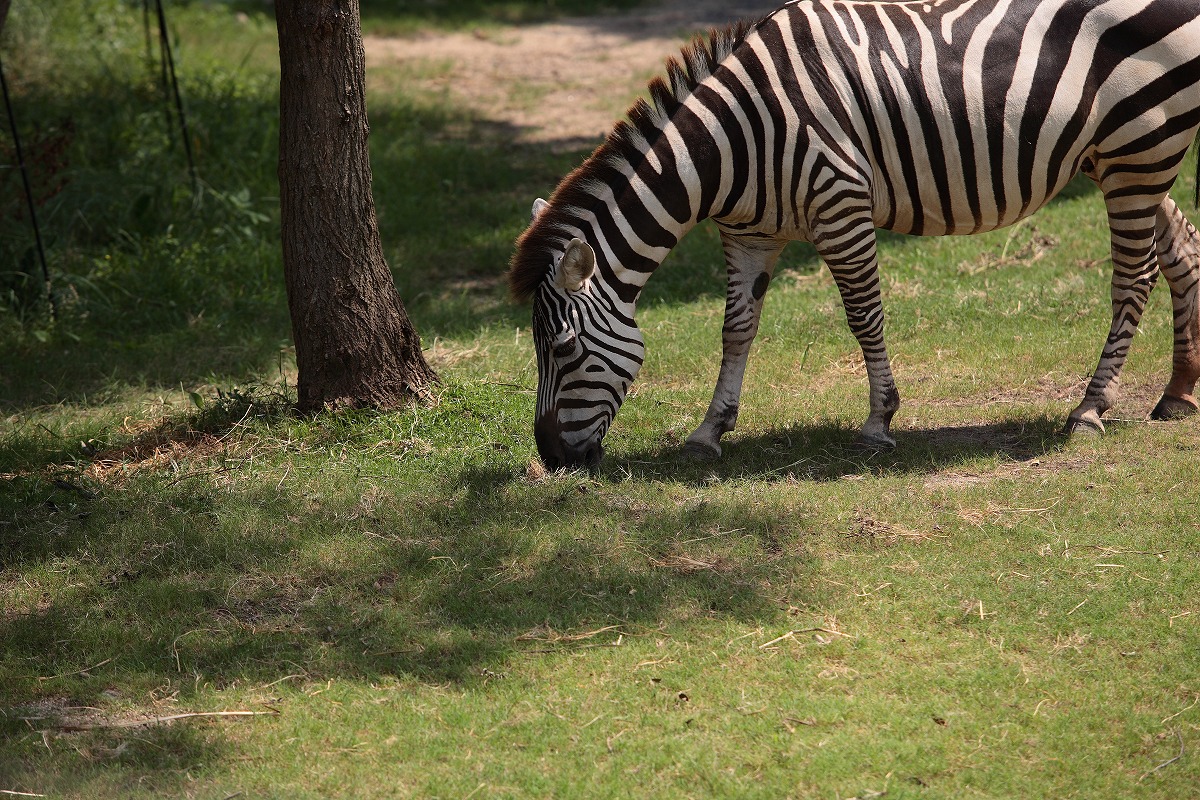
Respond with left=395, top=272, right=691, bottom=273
left=511, top=0, right=1200, bottom=470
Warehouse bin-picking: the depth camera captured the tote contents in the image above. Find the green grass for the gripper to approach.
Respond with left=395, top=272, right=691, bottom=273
left=222, top=0, right=653, bottom=36
left=355, top=0, right=653, bottom=35
left=2, top=2, right=1199, bottom=798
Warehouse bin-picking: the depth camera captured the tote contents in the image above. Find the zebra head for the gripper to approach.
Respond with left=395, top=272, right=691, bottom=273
left=521, top=206, right=645, bottom=472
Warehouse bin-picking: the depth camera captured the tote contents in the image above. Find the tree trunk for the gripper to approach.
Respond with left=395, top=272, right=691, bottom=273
left=275, top=0, right=436, bottom=412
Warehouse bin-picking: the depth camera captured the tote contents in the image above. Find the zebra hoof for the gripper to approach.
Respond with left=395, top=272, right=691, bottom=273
left=858, top=432, right=897, bottom=451
left=1150, top=393, right=1199, bottom=421
left=683, top=438, right=722, bottom=460
left=1062, top=414, right=1105, bottom=437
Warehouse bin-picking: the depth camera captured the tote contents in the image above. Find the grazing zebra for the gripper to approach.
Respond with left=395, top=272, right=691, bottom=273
left=509, top=0, right=1200, bottom=471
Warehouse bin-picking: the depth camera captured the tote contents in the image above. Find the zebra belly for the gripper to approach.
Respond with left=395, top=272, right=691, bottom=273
left=870, top=161, right=1084, bottom=238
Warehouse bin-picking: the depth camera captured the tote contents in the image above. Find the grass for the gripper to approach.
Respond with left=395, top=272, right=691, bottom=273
left=355, top=0, right=652, bottom=35
left=224, top=0, right=652, bottom=36
left=2, top=1, right=1199, bottom=798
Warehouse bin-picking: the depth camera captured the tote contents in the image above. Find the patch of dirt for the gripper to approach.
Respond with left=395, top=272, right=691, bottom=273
left=364, top=0, right=780, bottom=150
left=81, top=420, right=227, bottom=485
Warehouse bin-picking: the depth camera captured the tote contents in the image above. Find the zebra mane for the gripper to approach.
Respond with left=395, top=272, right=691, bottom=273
left=509, top=20, right=757, bottom=302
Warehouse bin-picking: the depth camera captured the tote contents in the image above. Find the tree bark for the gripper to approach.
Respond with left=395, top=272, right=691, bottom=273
left=275, top=0, right=436, bottom=412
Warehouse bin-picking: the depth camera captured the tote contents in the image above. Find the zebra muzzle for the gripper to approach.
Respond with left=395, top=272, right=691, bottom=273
left=535, top=412, right=603, bottom=472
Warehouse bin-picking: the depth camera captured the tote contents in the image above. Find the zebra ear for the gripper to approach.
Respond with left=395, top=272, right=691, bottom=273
left=531, top=198, right=550, bottom=223
left=557, top=238, right=595, bottom=293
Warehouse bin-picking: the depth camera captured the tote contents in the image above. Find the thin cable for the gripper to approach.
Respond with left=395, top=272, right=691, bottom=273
left=154, top=0, right=197, bottom=187
left=143, top=0, right=154, bottom=67
left=0, top=49, right=55, bottom=320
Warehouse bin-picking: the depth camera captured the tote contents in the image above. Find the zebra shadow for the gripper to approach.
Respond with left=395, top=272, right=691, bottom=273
left=609, top=414, right=1072, bottom=484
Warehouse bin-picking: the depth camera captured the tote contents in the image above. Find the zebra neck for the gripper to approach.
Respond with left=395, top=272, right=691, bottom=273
left=577, top=136, right=710, bottom=307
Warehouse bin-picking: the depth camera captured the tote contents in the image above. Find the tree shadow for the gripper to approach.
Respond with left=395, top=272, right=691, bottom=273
left=0, top=459, right=794, bottom=704
left=0, top=467, right=803, bottom=789
left=0, top=410, right=1068, bottom=725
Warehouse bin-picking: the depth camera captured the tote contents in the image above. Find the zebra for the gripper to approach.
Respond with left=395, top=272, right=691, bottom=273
left=509, top=0, right=1200, bottom=471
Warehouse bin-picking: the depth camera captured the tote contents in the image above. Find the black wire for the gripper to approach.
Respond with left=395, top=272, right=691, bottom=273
left=0, top=49, right=56, bottom=320
left=154, top=0, right=197, bottom=187
left=143, top=0, right=154, bottom=68
left=158, top=5, right=169, bottom=93
left=145, top=0, right=172, bottom=165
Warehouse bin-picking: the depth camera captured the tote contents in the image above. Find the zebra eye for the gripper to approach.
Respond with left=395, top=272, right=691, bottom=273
left=553, top=332, right=577, bottom=359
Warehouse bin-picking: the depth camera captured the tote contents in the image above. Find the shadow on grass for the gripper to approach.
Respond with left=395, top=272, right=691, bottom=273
left=0, top=412, right=1064, bottom=714
left=0, top=461, right=791, bottom=696
left=608, top=415, right=1069, bottom=484
left=0, top=406, right=1075, bottom=786
left=1, top=413, right=1068, bottom=681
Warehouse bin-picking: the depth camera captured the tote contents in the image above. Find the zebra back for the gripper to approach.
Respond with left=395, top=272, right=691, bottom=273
left=508, top=20, right=759, bottom=302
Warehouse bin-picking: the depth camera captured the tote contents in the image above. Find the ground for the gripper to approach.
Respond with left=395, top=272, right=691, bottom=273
left=364, top=0, right=781, bottom=150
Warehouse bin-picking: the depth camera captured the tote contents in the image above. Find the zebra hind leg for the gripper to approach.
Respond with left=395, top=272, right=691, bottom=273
left=820, top=227, right=900, bottom=449
left=684, top=234, right=786, bottom=459
left=1064, top=196, right=1161, bottom=436
left=1150, top=196, right=1200, bottom=420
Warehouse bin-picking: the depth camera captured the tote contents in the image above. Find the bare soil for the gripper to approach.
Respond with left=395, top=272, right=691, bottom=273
left=364, top=0, right=780, bottom=150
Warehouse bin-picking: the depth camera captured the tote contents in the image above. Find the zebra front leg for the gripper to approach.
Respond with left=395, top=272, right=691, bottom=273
left=820, top=227, right=900, bottom=449
left=684, top=234, right=786, bottom=458
left=1150, top=196, right=1200, bottom=420
left=1064, top=199, right=1161, bottom=435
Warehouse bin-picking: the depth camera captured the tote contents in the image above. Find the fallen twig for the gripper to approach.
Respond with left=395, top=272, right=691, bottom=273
left=517, top=624, right=623, bottom=643
left=255, top=673, right=306, bottom=692
left=462, top=783, right=487, bottom=800
left=36, top=657, right=115, bottom=682
left=649, top=553, right=720, bottom=572
left=759, top=627, right=854, bottom=649
left=680, top=527, right=745, bottom=545
left=1140, top=728, right=1184, bottom=782
left=0, top=791, right=48, bottom=798
left=1078, top=544, right=1170, bottom=557
left=165, top=466, right=231, bottom=487
left=1163, top=695, right=1199, bottom=724
left=45, top=709, right=279, bottom=732
left=172, top=628, right=220, bottom=672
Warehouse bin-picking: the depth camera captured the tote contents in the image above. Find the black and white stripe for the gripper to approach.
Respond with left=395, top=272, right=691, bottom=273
left=511, top=0, right=1200, bottom=470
